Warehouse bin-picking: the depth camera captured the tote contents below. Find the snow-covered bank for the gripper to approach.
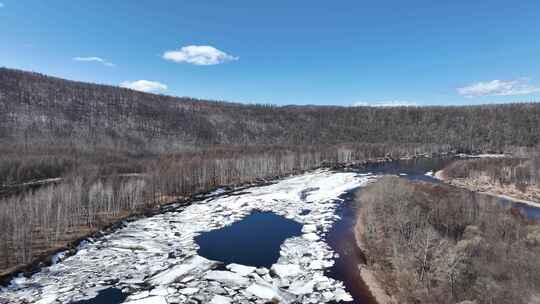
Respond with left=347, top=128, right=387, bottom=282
left=0, top=170, right=375, bottom=304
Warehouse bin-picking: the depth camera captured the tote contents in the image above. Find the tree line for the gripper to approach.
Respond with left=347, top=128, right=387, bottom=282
left=443, top=153, right=540, bottom=192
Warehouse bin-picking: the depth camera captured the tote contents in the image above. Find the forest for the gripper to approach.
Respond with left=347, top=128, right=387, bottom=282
left=443, top=154, right=540, bottom=192
left=356, top=176, right=540, bottom=304
left=1, top=67, right=540, bottom=278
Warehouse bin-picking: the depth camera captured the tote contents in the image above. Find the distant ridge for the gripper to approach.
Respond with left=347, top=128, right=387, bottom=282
left=1, top=67, right=539, bottom=153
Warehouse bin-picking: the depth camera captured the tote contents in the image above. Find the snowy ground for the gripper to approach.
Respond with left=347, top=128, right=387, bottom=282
left=0, top=170, right=375, bottom=304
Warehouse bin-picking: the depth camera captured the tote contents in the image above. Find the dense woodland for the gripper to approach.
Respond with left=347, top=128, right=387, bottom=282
left=2, top=68, right=540, bottom=155
left=357, top=177, right=540, bottom=304
left=1, top=67, right=540, bottom=276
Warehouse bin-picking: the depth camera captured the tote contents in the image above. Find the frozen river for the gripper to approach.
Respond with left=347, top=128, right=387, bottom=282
left=3, top=156, right=537, bottom=304
left=1, top=170, right=375, bottom=304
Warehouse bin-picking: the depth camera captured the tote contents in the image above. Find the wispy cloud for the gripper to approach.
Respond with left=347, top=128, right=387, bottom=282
left=353, top=100, right=418, bottom=107
left=73, top=56, right=115, bottom=67
left=0, top=3, right=4, bottom=8
left=120, top=80, right=168, bottom=93
left=163, top=45, right=238, bottom=65
left=458, top=78, right=540, bottom=97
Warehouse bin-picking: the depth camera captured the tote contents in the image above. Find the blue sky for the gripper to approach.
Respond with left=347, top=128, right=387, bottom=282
left=1, top=1, right=540, bottom=106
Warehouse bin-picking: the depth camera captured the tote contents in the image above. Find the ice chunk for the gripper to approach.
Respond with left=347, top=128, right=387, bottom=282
left=288, top=279, right=315, bottom=295
left=226, top=263, right=256, bottom=276
left=149, top=286, right=169, bottom=296
left=51, top=251, right=67, bottom=264
left=204, top=270, right=250, bottom=286
left=35, top=295, right=57, bottom=304
left=209, top=294, right=233, bottom=304
left=271, top=264, right=301, bottom=278
left=334, top=288, right=354, bottom=302
left=179, top=287, right=199, bottom=295
left=124, top=296, right=168, bottom=304
left=246, top=283, right=282, bottom=301
left=302, top=232, right=320, bottom=241
left=127, top=291, right=150, bottom=301
left=149, top=255, right=217, bottom=285
left=301, top=224, right=317, bottom=233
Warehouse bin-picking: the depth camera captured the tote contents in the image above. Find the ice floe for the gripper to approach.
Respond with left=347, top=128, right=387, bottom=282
left=125, top=296, right=167, bottom=304
left=0, top=169, right=375, bottom=303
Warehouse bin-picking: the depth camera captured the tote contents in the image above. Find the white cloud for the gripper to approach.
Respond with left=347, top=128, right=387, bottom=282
left=353, top=100, right=418, bottom=107
left=163, top=45, right=238, bottom=65
left=458, top=78, right=540, bottom=97
left=120, top=80, right=168, bottom=93
left=73, top=56, right=115, bottom=67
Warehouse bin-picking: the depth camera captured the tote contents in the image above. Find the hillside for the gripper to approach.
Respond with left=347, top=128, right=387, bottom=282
left=1, top=68, right=540, bottom=154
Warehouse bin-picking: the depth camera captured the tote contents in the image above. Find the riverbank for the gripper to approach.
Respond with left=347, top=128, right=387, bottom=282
left=354, top=206, right=395, bottom=304
left=435, top=169, right=540, bottom=208
left=352, top=176, right=540, bottom=304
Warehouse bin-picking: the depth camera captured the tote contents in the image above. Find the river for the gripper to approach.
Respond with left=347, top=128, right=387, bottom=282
left=1, top=156, right=537, bottom=304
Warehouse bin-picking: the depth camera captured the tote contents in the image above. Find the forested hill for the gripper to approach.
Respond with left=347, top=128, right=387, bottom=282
left=1, top=67, right=540, bottom=153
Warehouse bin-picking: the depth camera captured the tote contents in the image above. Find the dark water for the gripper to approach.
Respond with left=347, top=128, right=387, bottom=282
left=354, top=156, right=455, bottom=179
left=195, top=211, right=302, bottom=268
left=325, top=188, right=377, bottom=304
left=325, top=156, right=540, bottom=303
left=353, top=156, right=540, bottom=219
left=498, top=198, right=540, bottom=219
left=324, top=157, right=458, bottom=304
left=72, top=288, right=126, bottom=304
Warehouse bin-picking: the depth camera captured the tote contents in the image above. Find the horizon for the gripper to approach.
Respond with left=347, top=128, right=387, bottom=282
left=4, top=66, right=540, bottom=109
left=1, top=1, right=540, bottom=106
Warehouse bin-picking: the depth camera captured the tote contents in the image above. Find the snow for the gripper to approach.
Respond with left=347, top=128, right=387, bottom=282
left=0, top=169, right=375, bottom=304
left=425, top=170, right=434, bottom=176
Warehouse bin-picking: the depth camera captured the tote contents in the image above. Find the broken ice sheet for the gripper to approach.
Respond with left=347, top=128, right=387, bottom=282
left=0, top=170, right=373, bottom=303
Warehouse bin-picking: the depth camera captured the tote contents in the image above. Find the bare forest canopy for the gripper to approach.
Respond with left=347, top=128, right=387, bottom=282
left=443, top=156, right=540, bottom=189
left=357, top=177, right=540, bottom=304
left=2, top=67, right=540, bottom=154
